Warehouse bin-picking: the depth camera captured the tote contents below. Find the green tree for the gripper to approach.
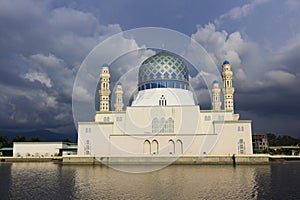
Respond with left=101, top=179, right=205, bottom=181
left=30, top=136, right=40, bottom=142
left=0, top=135, right=9, bottom=148
left=267, top=133, right=300, bottom=146
left=62, top=138, right=71, bottom=143
left=12, top=136, right=26, bottom=142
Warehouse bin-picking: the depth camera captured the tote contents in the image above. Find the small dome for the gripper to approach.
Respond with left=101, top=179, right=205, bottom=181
left=117, top=82, right=122, bottom=85
left=102, top=63, right=109, bottom=67
left=213, top=80, right=219, bottom=84
left=223, top=60, right=230, bottom=65
left=138, top=51, right=189, bottom=91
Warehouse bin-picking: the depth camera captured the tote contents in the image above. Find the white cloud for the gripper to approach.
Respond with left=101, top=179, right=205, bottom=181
left=73, top=86, right=93, bottom=103
left=218, top=0, right=269, bottom=21
left=191, top=23, right=246, bottom=66
left=235, top=68, right=247, bottom=81
left=54, top=113, right=70, bottom=121
left=29, top=53, right=64, bottom=69
left=46, top=96, right=57, bottom=108
left=265, top=70, right=297, bottom=86
left=286, top=0, right=300, bottom=11
left=24, top=72, right=52, bottom=88
left=191, top=22, right=262, bottom=84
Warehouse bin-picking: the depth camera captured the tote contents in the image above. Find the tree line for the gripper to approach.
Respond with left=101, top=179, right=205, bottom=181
left=0, top=135, right=71, bottom=148
left=267, top=133, right=300, bottom=146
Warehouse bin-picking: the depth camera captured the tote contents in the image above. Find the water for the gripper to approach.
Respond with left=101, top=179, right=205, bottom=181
left=0, top=162, right=300, bottom=199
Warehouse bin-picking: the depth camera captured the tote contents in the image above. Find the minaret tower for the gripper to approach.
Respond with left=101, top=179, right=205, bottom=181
left=221, top=60, right=235, bottom=112
left=99, top=63, right=111, bottom=112
left=211, top=80, right=222, bottom=110
left=114, top=82, right=124, bottom=112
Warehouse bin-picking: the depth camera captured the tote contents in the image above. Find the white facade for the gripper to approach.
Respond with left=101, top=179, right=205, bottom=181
left=131, top=88, right=195, bottom=106
left=99, top=64, right=111, bottom=112
left=222, top=61, right=235, bottom=112
left=211, top=81, right=222, bottom=111
left=77, top=53, right=253, bottom=156
left=13, top=142, right=76, bottom=157
left=114, top=83, right=124, bottom=112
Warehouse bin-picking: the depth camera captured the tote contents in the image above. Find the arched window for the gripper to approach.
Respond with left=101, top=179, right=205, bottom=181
left=176, top=139, right=183, bottom=154
left=166, top=117, right=174, bottom=133
left=168, top=140, right=175, bottom=154
left=152, top=117, right=174, bottom=133
left=238, top=139, right=245, bottom=154
left=165, top=119, right=169, bottom=133
left=159, top=118, right=165, bottom=133
left=159, top=95, right=167, bottom=106
left=104, top=117, right=110, bottom=122
left=143, top=140, right=151, bottom=154
left=152, top=118, right=159, bottom=133
left=84, top=140, right=90, bottom=155
left=151, top=140, right=159, bottom=154
left=169, top=118, right=174, bottom=133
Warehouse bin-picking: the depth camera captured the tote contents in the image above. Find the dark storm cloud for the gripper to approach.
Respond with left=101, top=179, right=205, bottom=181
left=0, top=0, right=121, bottom=134
left=0, top=0, right=299, bottom=138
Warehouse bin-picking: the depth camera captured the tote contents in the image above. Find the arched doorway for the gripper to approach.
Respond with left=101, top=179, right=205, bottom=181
left=143, top=140, right=151, bottom=154
left=151, top=140, right=159, bottom=154
left=176, top=139, right=183, bottom=154
left=168, top=140, right=175, bottom=155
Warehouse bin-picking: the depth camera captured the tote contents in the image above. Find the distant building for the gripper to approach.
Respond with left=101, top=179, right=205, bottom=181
left=77, top=52, right=254, bottom=156
left=269, top=146, right=300, bottom=155
left=0, top=147, right=13, bottom=157
left=252, top=134, right=269, bottom=153
left=13, top=142, right=77, bottom=157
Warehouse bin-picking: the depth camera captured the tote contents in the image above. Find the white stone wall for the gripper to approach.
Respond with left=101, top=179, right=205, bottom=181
left=77, top=123, right=112, bottom=155
left=211, top=122, right=253, bottom=154
left=131, top=88, right=195, bottom=106
left=13, top=142, right=65, bottom=157
left=77, top=106, right=253, bottom=156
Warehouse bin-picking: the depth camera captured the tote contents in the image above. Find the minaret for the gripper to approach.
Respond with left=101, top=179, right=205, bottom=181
left=99, top=63, right=111, bottom=112
left=114, top=82, right=124, bottom=112
left=221, top=60, right=235, bottom=112
left=211, top=80, right=221, bottom=110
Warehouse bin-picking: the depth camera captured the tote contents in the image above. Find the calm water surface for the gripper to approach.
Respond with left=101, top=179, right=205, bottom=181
left=0, top=162, right=300, bottom=199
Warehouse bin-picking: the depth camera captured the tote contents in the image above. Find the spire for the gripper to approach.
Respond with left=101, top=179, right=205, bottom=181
left=99, top=64, right=111, bottom=112
left=211, top=80, right=221, bottom=110
left=221, top=60, right=235, bottom=112
left=161, top=43, right=165, bottom=51
left=114, top=82, right=124, bottom=112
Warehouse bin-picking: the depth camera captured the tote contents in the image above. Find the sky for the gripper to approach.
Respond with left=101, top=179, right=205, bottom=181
left=1, top=0, right=300, bottom=138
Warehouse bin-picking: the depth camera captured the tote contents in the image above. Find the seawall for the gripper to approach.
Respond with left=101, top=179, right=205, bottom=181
left=62, top=155, right=270, bottom=165
left=3, top=155, right=299, bottom=165
left=0, top=157, right=61, bottom=162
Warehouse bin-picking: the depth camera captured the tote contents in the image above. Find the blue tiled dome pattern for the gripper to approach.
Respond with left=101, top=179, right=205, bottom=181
left=138, top=52, right=189, bottom=91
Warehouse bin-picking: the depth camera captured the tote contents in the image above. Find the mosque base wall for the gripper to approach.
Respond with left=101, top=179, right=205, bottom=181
left=62, top=155, right=270, bottom=165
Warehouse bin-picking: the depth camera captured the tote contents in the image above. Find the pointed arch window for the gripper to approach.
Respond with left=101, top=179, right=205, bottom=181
left=84, top=140, right=91, bottom=155
left=152, top=117, right=174, bottom=133
left=143, top=140, right=151, bottom=154
left=152, top=117, right=159, bottom=133
left=159, top=118, right=165, bottom=133
left=166, top=117, right=174, bottom=133
left=238, top=139, right=245, bottom=154
left=176, top=140, right=183, bottom=154
left=151, top=140, right=159, bottom=154
left=159, top=95, right=167, bottom=106
left=168, top=140, right=175, bottom=154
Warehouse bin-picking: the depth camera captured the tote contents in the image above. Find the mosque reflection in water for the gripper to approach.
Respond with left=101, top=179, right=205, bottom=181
left=5, top=163, right=297, bottom=199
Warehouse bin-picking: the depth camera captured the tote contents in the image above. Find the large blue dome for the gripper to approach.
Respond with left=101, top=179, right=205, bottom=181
left=138, top=52, right=189, bottom=91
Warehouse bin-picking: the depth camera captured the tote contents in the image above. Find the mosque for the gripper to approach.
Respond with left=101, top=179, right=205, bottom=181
left=77, top=51, right=253, bottom=156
